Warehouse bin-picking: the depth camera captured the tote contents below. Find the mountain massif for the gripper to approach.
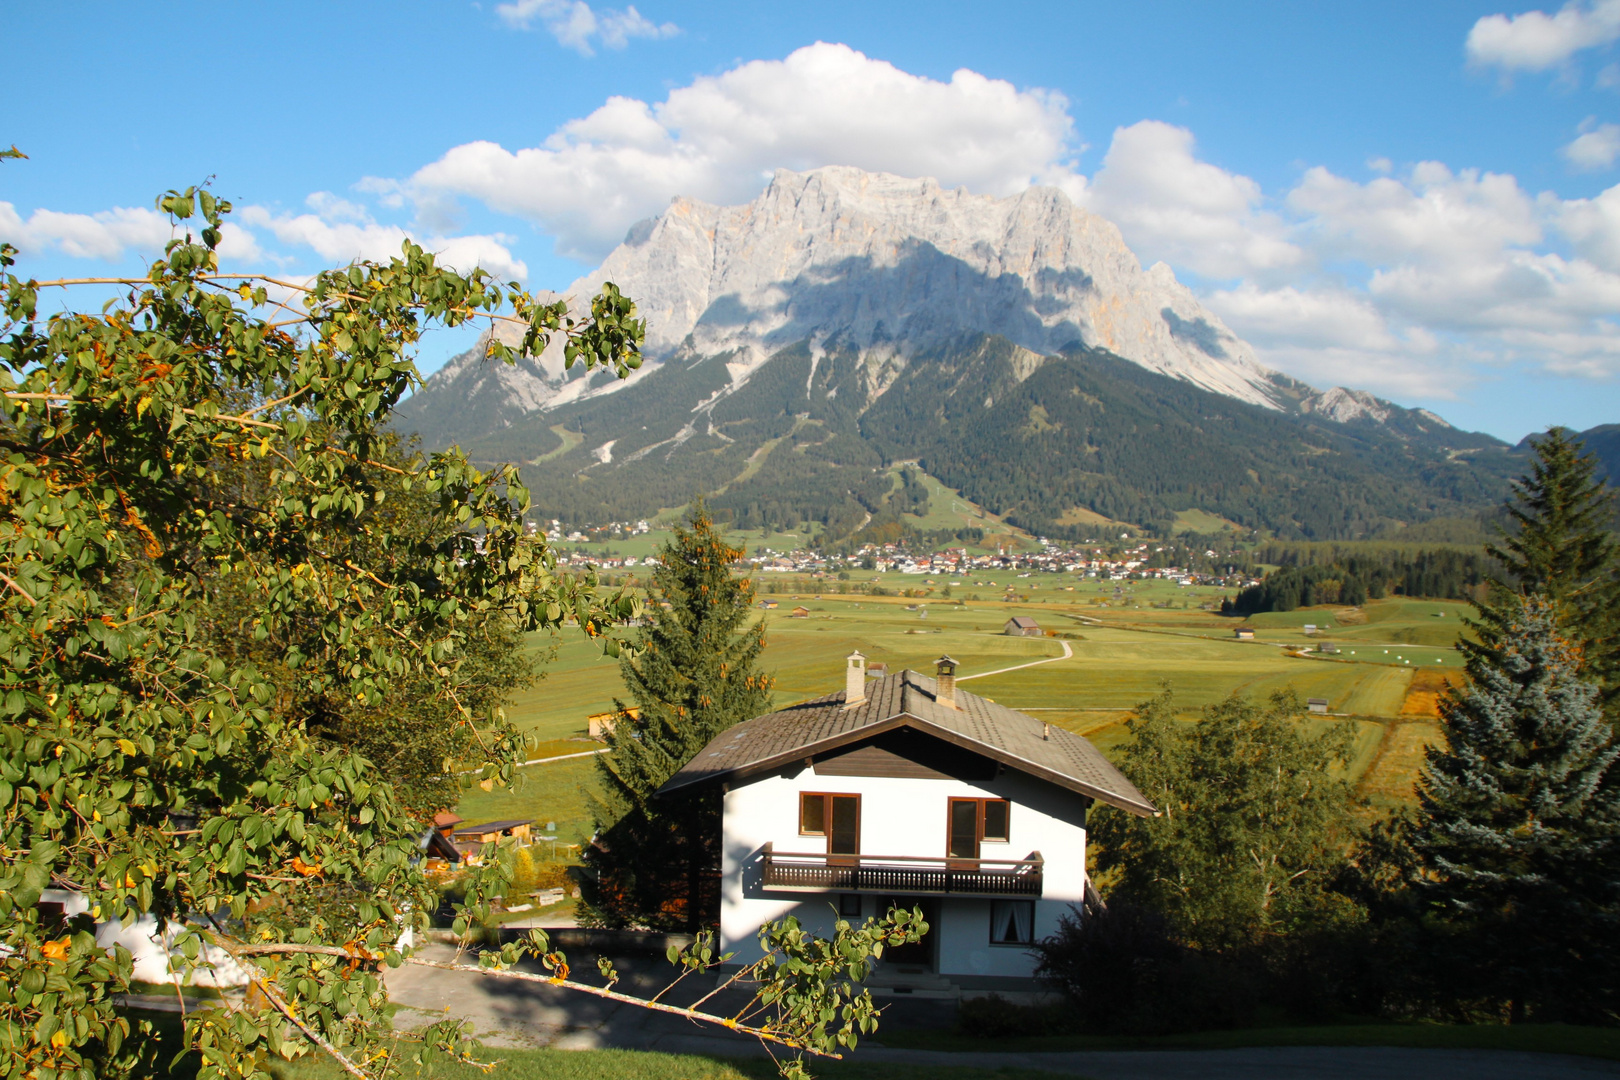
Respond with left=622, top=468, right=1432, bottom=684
left=396, top=167, right=1542, bottom=542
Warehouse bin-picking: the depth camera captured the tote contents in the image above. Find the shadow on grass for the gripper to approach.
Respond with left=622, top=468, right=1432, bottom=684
left=873, top=1021, right=1620, bottom=1061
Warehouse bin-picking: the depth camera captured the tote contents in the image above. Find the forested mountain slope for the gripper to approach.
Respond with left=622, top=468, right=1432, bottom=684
left=447, top=332, right=1519, bottom=542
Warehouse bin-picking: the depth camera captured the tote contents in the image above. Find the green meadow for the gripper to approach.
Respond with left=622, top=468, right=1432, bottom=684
left=455, top=590, right=1472, bottom=837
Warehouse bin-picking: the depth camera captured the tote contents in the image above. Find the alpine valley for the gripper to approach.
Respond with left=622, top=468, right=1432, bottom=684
left=397, top=166, right=1532, bottom=543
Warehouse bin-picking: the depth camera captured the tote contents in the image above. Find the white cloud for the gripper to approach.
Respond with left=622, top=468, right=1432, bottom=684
left=1, top=189, right=525, bottom=282
left=0, top=201, right=173, bottom=261
left=1287, top=162, right=1542, bottom=267
left=236, top=204, right=528, bottom=280
left=1204, top=284, right=1464, bottom=397
left=1467, top=0, right=1620, bottom=72
left=1084, top=121, right=1302, bottom=280
left=1563, top=119, right=1620, bottom=167
left=495, top=0, right=676, bottom=56
left=407, top=42, right=1078, bottom=261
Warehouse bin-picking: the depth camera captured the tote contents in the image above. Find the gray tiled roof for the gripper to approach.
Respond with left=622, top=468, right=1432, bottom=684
left=658, top=669, right=1155, bottom=816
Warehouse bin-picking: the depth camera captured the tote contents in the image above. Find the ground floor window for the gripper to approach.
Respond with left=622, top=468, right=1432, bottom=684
left=990, top=900, right=1034, bottom=945
left=838, top=893, right=862, bottom=917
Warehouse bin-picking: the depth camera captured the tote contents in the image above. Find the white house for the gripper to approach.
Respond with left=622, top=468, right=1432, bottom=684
left=658, top=653, right=1154, bottom=993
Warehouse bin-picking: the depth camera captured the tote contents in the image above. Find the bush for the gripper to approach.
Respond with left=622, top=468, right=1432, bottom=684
left=1034, top=903, right=1260, bottom=1034
left=509, top=846, right=575, bottom=896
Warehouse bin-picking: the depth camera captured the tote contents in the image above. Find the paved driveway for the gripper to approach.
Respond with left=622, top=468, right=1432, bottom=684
left=385, top=943, right=1620, bottom=1080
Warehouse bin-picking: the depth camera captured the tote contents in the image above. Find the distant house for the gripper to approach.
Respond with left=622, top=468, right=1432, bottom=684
left=866, top=662, right=888, bottom=679
left=1234, top=628, right=1255, bottom=640
left=1302, top=624, right=1319, bottom=635
left=1317, top=642, right=1339, bottom=654
left=1307, top=698, right=1330, bottom=714
left=452, top=819, right=534, bottom=857
left=790, top=606, right=812, bottom=618
left=1004, top=616, right=1041, bottom=637
left=588, top=705, right=641, bottom=741
left=760, top=600, right=779, bottom=609
left=422, top=812, right=464, bottom=868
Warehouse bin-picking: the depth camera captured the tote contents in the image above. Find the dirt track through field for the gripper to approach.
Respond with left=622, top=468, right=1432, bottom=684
left=957, top=638, right=1073, bottom=681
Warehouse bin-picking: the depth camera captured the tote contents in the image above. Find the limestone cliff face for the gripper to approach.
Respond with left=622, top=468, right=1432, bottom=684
left=402, top=166, right=1421, bottom=439
left=580, top=166, right=1288, bottom=407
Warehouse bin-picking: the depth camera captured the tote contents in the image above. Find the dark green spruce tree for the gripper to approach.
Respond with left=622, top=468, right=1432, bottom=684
left=1413, top=593, right=1620, bottom=1022
left=580, top=503, right=773, bottom=930
left=1472, top=426, right=1620, bottom=717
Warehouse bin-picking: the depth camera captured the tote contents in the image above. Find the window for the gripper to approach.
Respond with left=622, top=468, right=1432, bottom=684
left=990, top=900, right=1034, bottom=945
left=982, top=799, right=1010, bottom=842
left=799, top=792, right=826, bottom=835
left=946, top=798, right=1012, bottom=859
left=799, top=792, right=860, bottom=855
left=838, top=893, right=863, bottom=918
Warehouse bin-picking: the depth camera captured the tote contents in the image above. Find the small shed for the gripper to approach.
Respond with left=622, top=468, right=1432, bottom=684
left=1234, top=628, right=1255, bottom=640
left=1303, top=624, right=1319, bottom=636
left=588, top=705, right=640, bottom=741
left=790, top=606, right=811, bottom=618
left=452, top=819, right=534, bottom=851
left=1317, top=642, right=1339, bottom=654
left=1004, top=616, right=1041, bottom=637
left=1307, top=698, right=1330, bottom=714
left=866, top=662, right=888, bottom=679
left=759, top=600, right=779, bottom=609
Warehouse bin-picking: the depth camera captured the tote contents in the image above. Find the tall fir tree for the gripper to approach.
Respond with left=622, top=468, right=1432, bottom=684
left=580, top=503, right=773, bottom=930
left=1413, top=593, right=1620, bottom=1021
left=1471, top=426, right=1620, bottom=717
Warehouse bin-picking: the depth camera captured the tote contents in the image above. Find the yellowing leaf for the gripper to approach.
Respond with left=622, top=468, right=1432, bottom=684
left=116, top=738, right=136, bottom=756
left=136, top=396, right=152, bottom=419
left=42, top=936, right=70, bottom=960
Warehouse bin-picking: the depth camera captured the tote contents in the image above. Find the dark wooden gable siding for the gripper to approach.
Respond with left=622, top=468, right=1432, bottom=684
left=812, top=728, right=997, bottom=781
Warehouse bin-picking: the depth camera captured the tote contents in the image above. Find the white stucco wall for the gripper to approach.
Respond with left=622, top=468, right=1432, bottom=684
left=37, top=889, right=251, bottom=987
left=720, top=763, right=1090, bottom=979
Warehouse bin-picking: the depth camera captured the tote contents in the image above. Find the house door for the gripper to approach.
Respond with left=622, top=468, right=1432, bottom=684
left=947, top=798, right=979, bottom=868
left=828, top=795, right=860, bottom=866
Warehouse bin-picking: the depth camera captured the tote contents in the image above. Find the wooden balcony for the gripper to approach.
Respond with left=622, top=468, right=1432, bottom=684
left=759, top=844, right=1043, bottom=897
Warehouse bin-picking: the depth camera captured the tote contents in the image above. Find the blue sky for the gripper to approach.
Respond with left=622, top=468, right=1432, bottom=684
left=4, top=0, right=1619, bottom=441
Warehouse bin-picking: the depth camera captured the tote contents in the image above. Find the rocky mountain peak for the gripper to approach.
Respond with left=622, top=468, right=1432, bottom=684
left=400, top=166, right=1443, bottom=444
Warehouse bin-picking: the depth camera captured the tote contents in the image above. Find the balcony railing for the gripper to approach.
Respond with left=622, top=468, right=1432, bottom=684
left=759, top=844, right=1043, bottom=897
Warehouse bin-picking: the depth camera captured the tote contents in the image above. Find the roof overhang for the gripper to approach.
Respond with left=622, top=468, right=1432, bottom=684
left=659, top=710, right=1155, bottom=817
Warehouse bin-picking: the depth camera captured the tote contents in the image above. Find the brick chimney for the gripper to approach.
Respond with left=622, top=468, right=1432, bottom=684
left=845, top=651, right=867, bottom=707
left=935, top=655, right=958, bottom=709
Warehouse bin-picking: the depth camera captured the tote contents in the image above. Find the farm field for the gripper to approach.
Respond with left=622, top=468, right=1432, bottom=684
left=455, top=592, right=1467, bottom=835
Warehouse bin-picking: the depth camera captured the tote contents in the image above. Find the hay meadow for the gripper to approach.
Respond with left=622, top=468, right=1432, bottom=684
left=457, top=564, right=1471, bottom=843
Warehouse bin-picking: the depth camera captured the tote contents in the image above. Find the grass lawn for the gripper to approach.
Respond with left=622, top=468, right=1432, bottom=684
left=137, top=1010, right=1620, bottom=1078
left=267, top=1045, right=1061, bottom=1080
left=874, top=1021, right=1620, bottom=1060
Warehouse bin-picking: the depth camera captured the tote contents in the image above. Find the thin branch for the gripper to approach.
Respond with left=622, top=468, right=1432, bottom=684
left=254, top=976, right=371, bottom=1080
left=0, top=571, right=38, bottom=605
left=201, top=917, right=370, bottom=1080
left=238, top=389, right=308, bottom=419
left=400, top=954, right=832, bottom=1058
